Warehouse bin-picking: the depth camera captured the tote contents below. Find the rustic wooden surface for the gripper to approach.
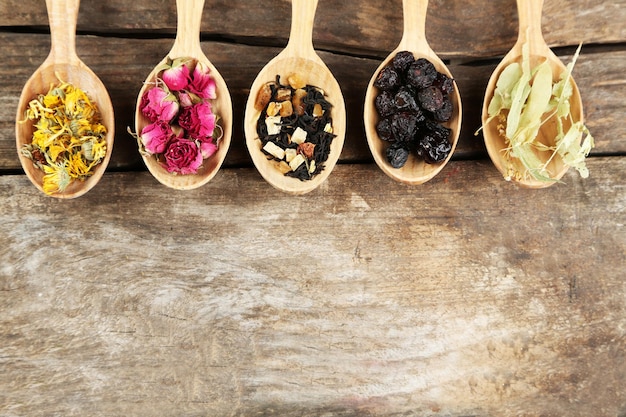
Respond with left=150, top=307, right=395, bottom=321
left=1, top=0, right=625, bottom=416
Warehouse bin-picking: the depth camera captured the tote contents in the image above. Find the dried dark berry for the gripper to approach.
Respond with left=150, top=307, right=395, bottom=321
left=392, top=51, right=415, bottom=73
left=376, top=117, right=394, bottom=141
left=374, top=66, right=401, bottom=91
left=417, top=122, right=452, bottom=163
left=391, top=112, right=420, bottom=143
left=423, top=120, right=451, bottom=141
left=394, top=86, right=420, bottom=113
left=375, top=90, right=395, bottom=118
left=406, top=58, right=437, bottom=89
left=433, top=72, right=454, bottom=95
left=433, top=97, right=453, bottom=122
left=417, top=133, right=452, bottom=164
left=386, top=142, right=410, bottom=168
left=373, top=55, right=456, bottom=168
left=418, top=86, right=444, bottom=112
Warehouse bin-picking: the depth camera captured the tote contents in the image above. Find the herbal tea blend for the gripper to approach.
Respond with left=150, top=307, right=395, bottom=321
left=255, top=74, right=336, bottom=181
left=19, top=79, right=108, bottom=195
left=480, top=42, right=594, bottom=182
left=373, top=51, right=455, bottom=168
left=135, top=57, right=223, bottom=175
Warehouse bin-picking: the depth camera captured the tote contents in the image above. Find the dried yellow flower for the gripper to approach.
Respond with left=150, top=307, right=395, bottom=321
left=20, top=78, right=107, bottom=195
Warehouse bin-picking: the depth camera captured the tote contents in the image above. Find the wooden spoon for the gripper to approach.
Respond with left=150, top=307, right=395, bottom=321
left=481, top=0, right=583, bottom=188
left=135, top=0, right=232, bottom=190
left=363, top=0, right=462, bottom=185
left=243, top=0, right=346, bottom=195
left=15, top=0, right=115, bottom=199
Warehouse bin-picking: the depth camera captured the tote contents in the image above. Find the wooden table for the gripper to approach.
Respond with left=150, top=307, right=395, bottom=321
left=1, top=1, right=625, bottom=415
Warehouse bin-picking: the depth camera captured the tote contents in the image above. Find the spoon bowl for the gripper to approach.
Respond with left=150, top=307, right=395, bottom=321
left=135, top=0, right=232, bottom=190
left=481, top=0, right=583, bottom=188
left=364, top=0, right=462, bottom=185
left=244, top=0, right=346, bottom=195
left=15, top=0, right=114, bottom=199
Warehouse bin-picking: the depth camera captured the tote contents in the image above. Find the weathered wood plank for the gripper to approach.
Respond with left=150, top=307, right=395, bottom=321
left=1, top=34, right=623, bottom=171
left=1, top=0, right=624, bottom=57
left=1, top=158, right=625, bottom=416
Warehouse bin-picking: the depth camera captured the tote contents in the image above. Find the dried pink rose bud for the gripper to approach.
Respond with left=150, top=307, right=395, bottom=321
left=141, top=121, right=175, bottom=154
left=188, top=64, right=217, bottom=100
left=178, top=92, right=194, bottom=107
left=163, top=133, right=203, bottom=174
left=178, top=101, right=216, bottom=139
left=198, top=138, right=218, bottom=159
left=161, top=58, right=191, bottom=91
left=140, top=87, right=180, bottom=123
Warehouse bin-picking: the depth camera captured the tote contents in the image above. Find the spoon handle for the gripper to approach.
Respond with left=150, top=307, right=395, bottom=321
left=284, top=0, right=319, bottom=59
left=516, top=0, right=551, bottom=54
left=170, top=0, right=206, bottom=58
left=398, top=0, right=430, bottom=52
left=45, top=0, right=80, bottom=64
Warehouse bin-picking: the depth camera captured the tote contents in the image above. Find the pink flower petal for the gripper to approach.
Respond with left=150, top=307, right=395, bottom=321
left=200, top=140, right=218, bottom=159
left=189, top=65, right=217, bottom=99
left=162, top=62, right=191, bottom=91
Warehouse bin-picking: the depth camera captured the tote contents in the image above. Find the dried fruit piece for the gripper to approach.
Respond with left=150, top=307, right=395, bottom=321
left=433, top=72, right=454, bottom=95
left=285, top=148, right=297, bottom=163
left=287, top=73, right=306, bottom=90
left=263, top=141, right=285, bottom=160
left=275, top=88, right=292, bottom=102
left=386, top=142, right=410, bottom=168
left=417, top=122, right=452, bottom=164
left=391, top=112, right=419, bottom=143
left=279, top=100, right=293, bottom=117
left=313, top=103, right=324, bottom=117
left=418, top=86, right=444, bottom=112
left=376, top=118, right=394, bottom=141
left=433, top=98, right=453, bottom=122
left=292, top=88, right=308, bottom=116
left=265, top=115, right=281, bottom=135
left=277, top=160, right=291, bottom=174
left=406, top=58, right=437, bottom=89
left=392, top=51, right=415, bottom=72
left=298, top=142, right=315, bottom=159
left=266, top=102, right=281, bottom=117
left=289, top=153, right=306, bottom=171
left=291, top=127, right=308, bottom=144
left=374, top=66, right=401, bottom=91
left=255, top=82, right=274, bottom=111
left=394, top=86, right=420, bottom=113
left=375, top=91, right=395, bottom=118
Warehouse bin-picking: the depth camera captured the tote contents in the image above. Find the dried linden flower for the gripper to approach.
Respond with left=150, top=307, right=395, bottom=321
left=478, top=42, right=594, bottom=182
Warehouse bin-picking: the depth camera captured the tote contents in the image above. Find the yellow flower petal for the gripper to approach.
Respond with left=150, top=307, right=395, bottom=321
left=48, top=143, right=67, bottom=161
left=42, top=162, right=71, bottom=194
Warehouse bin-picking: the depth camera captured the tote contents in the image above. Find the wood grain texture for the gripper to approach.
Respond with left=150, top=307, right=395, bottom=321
left=1, top=0, right=625, bottom=414
left=1, top=158, right=625, bottom=416
left=1, top=0, right=624, bottom=57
